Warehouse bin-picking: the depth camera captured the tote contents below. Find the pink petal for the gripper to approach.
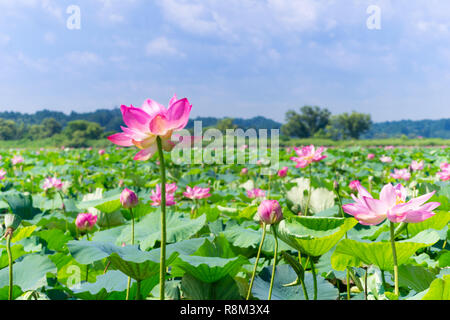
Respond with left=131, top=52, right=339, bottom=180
left=141, top=99, right=167, bottom=117
left=108, top=132, right=134, bottom=147
left=133, top=145, right=157, bottom=161
left=380, top=184, right=396, bottom=208
left=123, top=106, right=151, bottom=132
left=149, top=114, right=171, bottom=136
left=167, top=98, right=192, bottom=131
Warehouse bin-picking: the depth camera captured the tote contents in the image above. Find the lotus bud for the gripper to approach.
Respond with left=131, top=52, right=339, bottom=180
left=333, top=180, right=339, bottom=191
left=4, top=213, right=21, bottom=231
left=241, top=168, right=248, bottom=175
left=258, top=200, right=283, bottom=225
left=120, top=188, right=139, bottom=209
left=75, top=213, right=97, bottom=232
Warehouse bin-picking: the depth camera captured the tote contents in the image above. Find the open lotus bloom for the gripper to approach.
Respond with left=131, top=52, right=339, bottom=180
left=437, top=162, right=450, bottom=181
left=290, top=145, right=327, bottom=168
left=247, top=188, right=266, bottom=199
left=150, top=184, right=176, bottom=206
left=342, top=183, right=440, bottom=225
left=390, top=168, right=411, bottom=181
left=380, top=155, right=392, bottom=163
left=42, top=177, right=63, bottom=191
left=183, top=186, right=211, bottom=200
left=410, top=160, right=424, bottom=171
left=108, top=94, right=192, bottom=161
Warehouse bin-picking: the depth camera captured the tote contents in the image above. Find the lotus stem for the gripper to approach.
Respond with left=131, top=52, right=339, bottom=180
left=346, top=268, right=351, bottom=300
left=246, top=223, right=267, bottom=300
left=298, top=252, right=309, bottom=300
left=310, top=256, right=317, bottom=300
left=335, top=183, right=351, bottom=300
left=268, top=225, right=278, bottom=300
left=364, top=267, right=368, bottom=300
left=6, top=229, right=13, bottom=300
left=135, top=280, right=141, bottom=300
left=126, top=207, right=135, bottom=300
left=304, top=165, right=312, bottom=216
left=156, top=136, right=167, bottom=301
left=389, top=221, right=399, bottom=296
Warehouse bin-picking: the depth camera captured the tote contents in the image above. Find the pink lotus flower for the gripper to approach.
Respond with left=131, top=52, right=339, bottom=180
left=437, top=162, right=450, bottom=181
left=258, top=200, right=283, bottom=225
left=241, top=168, right=248, bottom=175
left=150, top=184, right=176, bottom=207
left=164, top=182, right=178, bottom=194
left=0, top=169, right=6, bottom=180
left=410, top=160, right=424, bottom=171
left=98, top=149, right=106, bottom=155
left=286, top=147, right=291, bottom=153
left=120, top=188, right=139, bottom=209
left=390, top=168, right=411, bottom=181
left=349, top=180, right=361, bottom=190
left=342, top=183, right=440, bottom=225
left=42, top=177, right=63, bottom=191
left=11, top=155, right=24, bottom=165
left=108, top=94, right=192, bottom=161
left=367, top=153, right=375, bottom=160
left=75, top=213, right=98, bottom=232
left=278, top=166, right=288, bottom=178
left=380, top=155, right=392, bottom=163
left=290, top=145, right=327, bottom=168
left=247, top=188, right=266, bottom=199
left=385, top=145, right=395, bottom=150
left=183, top=186, right=211, bottom=200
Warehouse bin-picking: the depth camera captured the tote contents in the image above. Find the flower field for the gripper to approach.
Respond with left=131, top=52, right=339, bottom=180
left=0, top=96, right=447, bottom=302
left=0, top=141, right=448, bottom=300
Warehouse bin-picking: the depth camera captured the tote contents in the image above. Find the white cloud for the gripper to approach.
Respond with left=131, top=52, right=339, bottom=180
left=145, top=37, right=183, bottom=57
left=0, top=33, right=10, bottom=46
left=65, top=51, right=103, bottom=65
left=43, top=32, right=55, bottom=44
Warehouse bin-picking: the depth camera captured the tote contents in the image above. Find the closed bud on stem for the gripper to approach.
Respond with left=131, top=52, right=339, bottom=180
left=120, top=188, right=139, bottom=209
left=4, top=214, right=21, bottom=231
left=258, top=200, right=283, bottom=225
left=333, top=180, right=339, bottom=192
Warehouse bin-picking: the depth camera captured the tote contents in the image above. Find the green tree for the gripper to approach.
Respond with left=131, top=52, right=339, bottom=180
left=330, top=111, right=372, bottom=139
left=0, top=118, right=18, bottom=140
left=216, top=118, right=238, bottom=133
left=41, top=118, right=62, bottom=137
left=281, top=106, right=331, bottom=138
left=63, top=120, right=104, bottom=147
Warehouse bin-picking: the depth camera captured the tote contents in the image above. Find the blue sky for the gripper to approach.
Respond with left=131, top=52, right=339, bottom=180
left=0, top=0, right=450, bottom=123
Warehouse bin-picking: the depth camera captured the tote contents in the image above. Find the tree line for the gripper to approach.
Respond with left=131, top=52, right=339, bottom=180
left=281, top=106, right=372, bottom=140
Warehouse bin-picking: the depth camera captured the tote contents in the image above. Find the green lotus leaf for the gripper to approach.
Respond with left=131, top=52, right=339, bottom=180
left=251, top=264, right=338, bottom=300
left=422, top=275, right=450, bottom=300
left=275, top=216, right=358, bottom=257
left=331, top=229, right=440, bottom=271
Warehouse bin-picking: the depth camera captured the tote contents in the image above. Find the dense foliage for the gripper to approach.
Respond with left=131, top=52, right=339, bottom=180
left=0, top=145, right=448, bottom=300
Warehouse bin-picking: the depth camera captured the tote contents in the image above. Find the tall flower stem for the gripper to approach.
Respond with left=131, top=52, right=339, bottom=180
left=58, top=191, right=68, bottom=231
left=156, top=137, right=167, bottom=301
left=268, top=225, right=278, bottom=300
left=298, top=252, right=309, bottom=300
left=246, top=223, right=267, bottom=300
left=135, top=280, right=142, bottom=300
left=389, top=222, right=399, bottom=296
left=310, top=256, right=317, bottom=300
left=6, top=229, right=13, bottom=300
left=126, top=208, right=135, bottom=300
left=304, top=165, right=312, bottom=216
left=85, top=233, right=90, bottom=282
left=335, top=182, right=351, bottom=300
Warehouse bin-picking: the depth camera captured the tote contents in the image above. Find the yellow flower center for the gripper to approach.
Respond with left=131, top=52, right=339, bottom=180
left=395, top=196, right=405, bottom=205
